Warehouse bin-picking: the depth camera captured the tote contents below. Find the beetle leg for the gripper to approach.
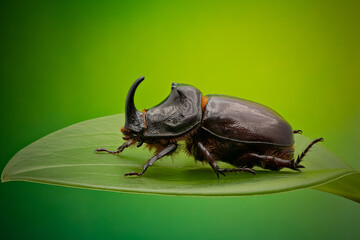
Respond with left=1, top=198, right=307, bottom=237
left=124, top=143, right=177, bottom=177
left=246, top=153, right=303, bottom=172
left=197, top=142, right=225, bottom=178
left=296, top=138, right=324, bottom=164
left=94, top=139, right=135, bottom=154
left=136, top=139, right=144, bottom=147
left=293, top=130, right=303, bottom=134
left=197, top=143, right=256, bottom=178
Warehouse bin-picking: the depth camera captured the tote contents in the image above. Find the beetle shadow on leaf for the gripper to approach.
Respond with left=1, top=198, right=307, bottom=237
left=115, top=153, right=150, bottom=164
left=132, top=166, right=301, bottom=182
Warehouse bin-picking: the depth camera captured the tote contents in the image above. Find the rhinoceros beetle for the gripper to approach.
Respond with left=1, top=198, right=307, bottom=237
left=95, top=76, right=323, bottom=178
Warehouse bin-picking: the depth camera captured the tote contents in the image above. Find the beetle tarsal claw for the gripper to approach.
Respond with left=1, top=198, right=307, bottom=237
left=289, top=160, right=304, bottom=172
left=293, top=130, right=303, bottom=134
left=216, top=170, right=226, bottom=177
left=246, top=168, right=257, bottom=176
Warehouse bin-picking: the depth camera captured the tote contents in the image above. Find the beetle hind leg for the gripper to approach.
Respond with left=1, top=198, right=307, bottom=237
left=296, top=138, right=324, bottom=165
left=245, top=153, right=302, bottom=172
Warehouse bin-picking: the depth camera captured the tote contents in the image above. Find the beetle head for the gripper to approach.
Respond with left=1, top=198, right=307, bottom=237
left=123, top=76, right=146, bottom=134
left=122, top=77, right=202, bottom=139
left=121, top=126, right=140, bottom=141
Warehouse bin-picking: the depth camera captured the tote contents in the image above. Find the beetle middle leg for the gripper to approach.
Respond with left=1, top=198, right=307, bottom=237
left=94, top=139, right=135, bottom=154
left=124, top=143, right=177, bottom=177
left=197, top=142, right=255, bottom=178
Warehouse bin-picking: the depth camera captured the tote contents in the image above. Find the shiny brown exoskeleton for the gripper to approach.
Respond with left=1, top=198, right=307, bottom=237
left=95, top=76, right=324, bottom=178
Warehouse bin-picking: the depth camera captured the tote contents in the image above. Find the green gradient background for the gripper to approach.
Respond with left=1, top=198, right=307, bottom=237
left=1, top=0, right=360, bottom=239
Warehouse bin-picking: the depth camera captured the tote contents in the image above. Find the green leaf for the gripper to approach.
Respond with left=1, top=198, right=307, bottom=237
left=2, top=114, right=359, bottom=202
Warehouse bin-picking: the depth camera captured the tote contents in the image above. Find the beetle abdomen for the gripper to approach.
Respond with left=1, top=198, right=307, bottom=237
left=201, top=95, right=294, bottom=146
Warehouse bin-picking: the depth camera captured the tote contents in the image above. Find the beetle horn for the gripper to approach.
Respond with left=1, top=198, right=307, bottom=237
left=124, top=76, right=145, bottom=132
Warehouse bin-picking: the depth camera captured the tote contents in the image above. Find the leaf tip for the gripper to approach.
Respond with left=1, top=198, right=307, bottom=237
left=1, top=175, right=7, bottom=183
left=1, top=168, right=10, bottom=183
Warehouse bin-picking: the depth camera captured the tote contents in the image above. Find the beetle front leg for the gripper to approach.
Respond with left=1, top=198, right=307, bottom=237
left=125, top=143, right=177, bottom=177
left=95, top=139, right=135, bottom=154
